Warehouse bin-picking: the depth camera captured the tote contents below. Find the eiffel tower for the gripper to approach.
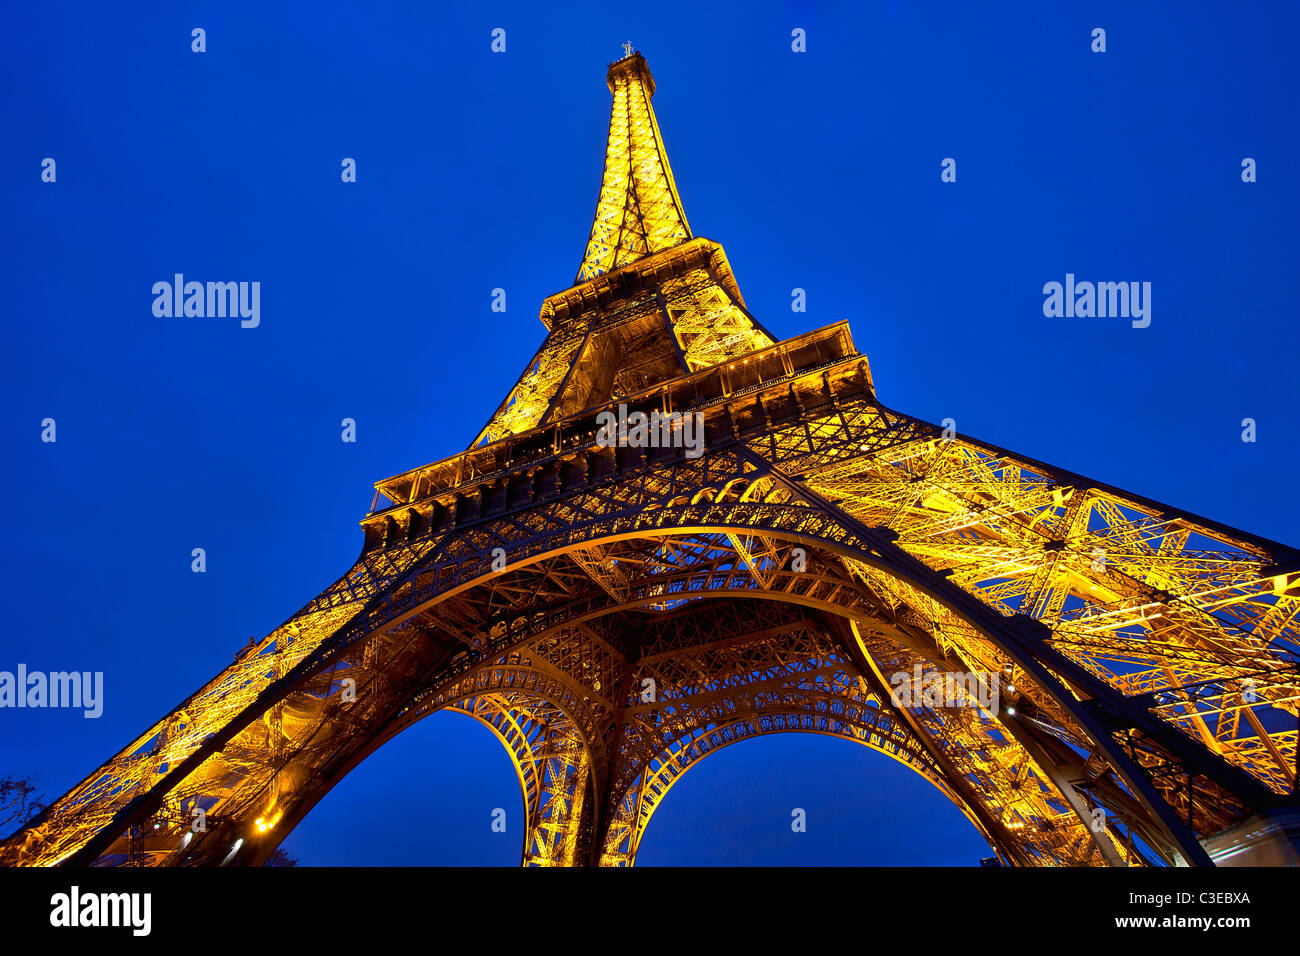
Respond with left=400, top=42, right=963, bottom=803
left=7, top=49, right=1300, bottom=869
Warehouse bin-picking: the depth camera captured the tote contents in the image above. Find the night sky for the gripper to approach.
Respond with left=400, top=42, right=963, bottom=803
left=2, top=0, right=1298, bottom=865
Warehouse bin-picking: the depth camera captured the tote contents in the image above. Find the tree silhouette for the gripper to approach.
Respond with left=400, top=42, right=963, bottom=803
left=0, top=776, right=45, bottom=832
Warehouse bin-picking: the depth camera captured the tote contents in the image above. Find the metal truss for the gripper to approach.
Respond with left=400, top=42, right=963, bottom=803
left=5, top=50, right=1297, bottom=869
left=577, top=52, right=690, bottom=283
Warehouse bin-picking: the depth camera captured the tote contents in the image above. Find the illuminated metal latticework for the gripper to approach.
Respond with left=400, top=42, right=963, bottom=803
left=6, top=50, right=1299, bottom=868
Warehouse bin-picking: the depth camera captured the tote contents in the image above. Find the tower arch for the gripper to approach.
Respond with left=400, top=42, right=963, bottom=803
left=6, top=48, right=1297, bottom=871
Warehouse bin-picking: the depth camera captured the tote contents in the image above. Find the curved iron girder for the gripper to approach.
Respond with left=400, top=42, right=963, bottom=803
left=27, top=435, right=1290, bottom=867
left=50, top=505, right=1266, bottom=867
left=602, top=715, right=995, bottom=867
left=232, top=690, right=585, bottom=868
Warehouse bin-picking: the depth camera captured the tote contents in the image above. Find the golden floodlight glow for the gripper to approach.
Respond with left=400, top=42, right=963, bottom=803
left=1, top=46, right=1297, bottom=873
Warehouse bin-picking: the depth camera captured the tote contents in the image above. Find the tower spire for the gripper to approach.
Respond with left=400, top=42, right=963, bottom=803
left=576, top=50, right=692, bottom=282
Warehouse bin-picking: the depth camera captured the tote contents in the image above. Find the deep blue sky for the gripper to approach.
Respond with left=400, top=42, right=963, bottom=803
left=2, top=1, right=1297, bottom=865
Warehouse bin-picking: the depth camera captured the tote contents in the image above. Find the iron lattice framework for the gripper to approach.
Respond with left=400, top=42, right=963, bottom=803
left=6, top=51, right=1299, bottom=868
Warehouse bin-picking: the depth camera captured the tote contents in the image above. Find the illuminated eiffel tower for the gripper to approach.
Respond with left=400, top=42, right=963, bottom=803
left=6, top=49, right=1300, bottom=868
